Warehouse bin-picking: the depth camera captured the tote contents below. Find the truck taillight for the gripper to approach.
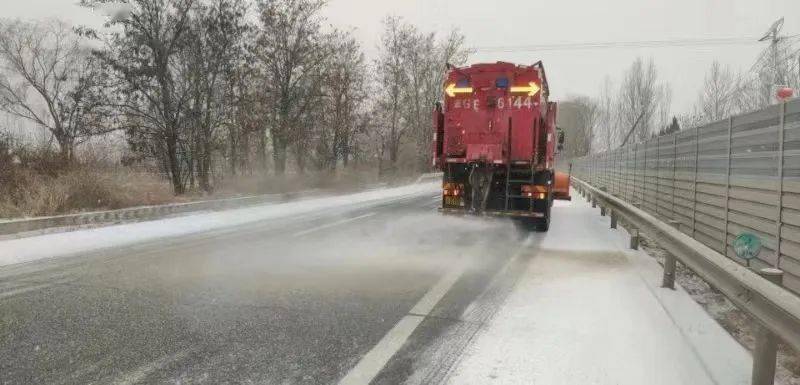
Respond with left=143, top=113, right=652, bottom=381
left=443, top=182, right=463, bottom=197
left=522, top=185, right=548, bottom=200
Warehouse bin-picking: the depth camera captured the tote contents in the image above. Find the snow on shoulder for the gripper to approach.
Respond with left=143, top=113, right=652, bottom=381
left=0, top=182, right=439, bottom=267
left=442, top=192, right=751, bottom=385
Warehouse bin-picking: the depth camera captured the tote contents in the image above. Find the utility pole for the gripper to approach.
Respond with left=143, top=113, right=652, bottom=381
left=620, top=110, right=646, bottom=148
left=758, top=18, right=786, bottom=89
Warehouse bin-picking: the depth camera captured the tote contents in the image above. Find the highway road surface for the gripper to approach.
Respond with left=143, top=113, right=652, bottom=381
left=0, top=183, right=751, bottom=384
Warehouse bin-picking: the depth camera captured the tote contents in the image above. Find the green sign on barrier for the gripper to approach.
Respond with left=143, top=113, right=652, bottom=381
left=733, top=232, right=762, bottom=262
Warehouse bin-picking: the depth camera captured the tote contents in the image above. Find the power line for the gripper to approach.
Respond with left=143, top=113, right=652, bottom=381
left=470, top=37, right=762, bottom=53
left=745, top=36, right=800, bottom=75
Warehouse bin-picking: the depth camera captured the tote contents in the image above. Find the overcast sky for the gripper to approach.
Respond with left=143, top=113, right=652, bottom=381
left=5, top=0, right=800, bottom=113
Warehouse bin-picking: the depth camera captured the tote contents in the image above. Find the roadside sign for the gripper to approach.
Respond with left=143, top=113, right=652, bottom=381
left=733, top=232, right=762, bottom=262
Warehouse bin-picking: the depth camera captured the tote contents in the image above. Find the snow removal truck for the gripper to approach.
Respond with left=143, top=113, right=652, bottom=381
left=433, top=61, right=571, bottom=231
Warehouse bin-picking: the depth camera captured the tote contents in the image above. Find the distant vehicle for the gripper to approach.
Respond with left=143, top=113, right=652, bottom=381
left=433, top=61, right=571, bottom=231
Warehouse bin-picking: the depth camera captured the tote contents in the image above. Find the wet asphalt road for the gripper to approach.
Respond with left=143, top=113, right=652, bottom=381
left=0, top=193, right=534, bottom=385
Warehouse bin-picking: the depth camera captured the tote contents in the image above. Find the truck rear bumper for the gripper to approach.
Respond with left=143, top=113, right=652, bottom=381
left=439, top=207, right=546, bottom=218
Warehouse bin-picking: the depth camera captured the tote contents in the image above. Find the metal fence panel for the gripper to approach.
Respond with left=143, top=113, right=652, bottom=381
left=572, top=98, right=800, bottom=295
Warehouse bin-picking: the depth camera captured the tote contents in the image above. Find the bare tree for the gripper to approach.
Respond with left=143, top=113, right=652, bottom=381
left=616, top=57, right=671, bottom=143
left=79, top=0, right=197, bottom=194
left=254, top=0, right=328, bottom=175
left=226, top=55, right=259, bottom=176
left=374, top=16, right=412, bottom=175
left=560, top=96, right=598, bottom=157
left=183, top=0, right=249, bottom=191
left=400, top=28, right=436, bottom=172
left=313, top=30, right=367, bottom=171
left=694, top=61, right=740, bottom=124
left=677, top=112, right=704, bottom=133
left=403, top=28, right=469, bottom=172
left=0, top=19, right=111, bottom=161
left=374, top=17, right=469, bottom=175
left=594, top=77, right=618, bottom=151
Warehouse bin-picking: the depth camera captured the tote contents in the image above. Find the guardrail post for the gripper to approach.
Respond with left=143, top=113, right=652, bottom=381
left=662, top=254, right=677, bottom=289
left=592, top=195, right=597, bottom=208
left=661, top=220, right=681, bottom=290
left=597, top=189, right=606, bottom=215
left=610, top=211, right=618, bottom=229
left=752, top=268, right=784, bottom=385
left=630, top=229, right=640, bottom=250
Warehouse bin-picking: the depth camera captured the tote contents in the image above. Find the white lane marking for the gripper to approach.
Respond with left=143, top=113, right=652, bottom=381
left=338, top=263, right=468, bottom=385
left=338, top=235, right=534, bottom=385
left=457, top=238, right=529, bottom=322
left=292, top=213, right=376, bottom=237
left=339, top=316, right=426, bottom=385
left=111, top=348, right=192, bottom=385
left=409, top=265, right=466, bottom=315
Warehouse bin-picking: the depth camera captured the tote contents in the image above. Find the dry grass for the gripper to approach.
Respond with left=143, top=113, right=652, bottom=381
left=0, top=168, right=175, bottom=218
left=0, top=159, right=393, bottom=219
left=0, top=134, right=406, bottom=219
left=209, top=165, right=389, bottom=198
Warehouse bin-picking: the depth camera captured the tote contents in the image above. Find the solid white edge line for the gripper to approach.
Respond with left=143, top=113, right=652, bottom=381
left=338, top=263, right=467, bottom=385
left=338, top=234, right=534, bottom=385
left=292, top=213, right=376, bottom=237
left=338, top=316, right=426, bottom=385
left=409, top=264, right=467, bottom=316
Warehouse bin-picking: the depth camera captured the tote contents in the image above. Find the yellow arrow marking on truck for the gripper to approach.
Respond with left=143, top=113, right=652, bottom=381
left=510, top=82, right=541, bottom=96
left=446, top=83, right=473, bottom=97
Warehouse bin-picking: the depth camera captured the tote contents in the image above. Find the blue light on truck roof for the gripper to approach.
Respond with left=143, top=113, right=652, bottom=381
left=496, top=77, right=509, bottom=88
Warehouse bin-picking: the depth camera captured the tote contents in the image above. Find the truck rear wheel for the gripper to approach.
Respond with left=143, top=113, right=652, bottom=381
left=537, top=216, right=550, bottom=232
left=517, top=209, right=550, bottom=232
left=536, top=203, right=551, bottom=232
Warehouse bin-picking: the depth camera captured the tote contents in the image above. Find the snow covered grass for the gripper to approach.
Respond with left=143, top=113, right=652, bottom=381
left=0, top=181, right=439, bottom=268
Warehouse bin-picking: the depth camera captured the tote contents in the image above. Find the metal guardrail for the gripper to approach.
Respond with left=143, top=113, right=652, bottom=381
left=0, top=174, right=442, bottom=237
left=0, top=190, right=319, bottom=236
left=415, top=172, right=443, bottom=184
left=573, top=176, right=800, bottom=385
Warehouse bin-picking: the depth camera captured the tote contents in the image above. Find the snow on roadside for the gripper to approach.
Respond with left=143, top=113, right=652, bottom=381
left=0, top=182, right=439, bottom=267
left=636, top=234, right=800, bottom=385
left=442, top=192, right=752, bottom=385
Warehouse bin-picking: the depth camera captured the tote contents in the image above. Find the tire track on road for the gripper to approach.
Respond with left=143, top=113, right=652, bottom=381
left=412, top=235, right=537, bottom=385
left=341, top=234, right=535, bottom=385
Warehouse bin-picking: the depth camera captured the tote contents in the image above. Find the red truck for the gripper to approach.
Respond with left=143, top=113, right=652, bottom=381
left=433, top=61, right=571, bottom=231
